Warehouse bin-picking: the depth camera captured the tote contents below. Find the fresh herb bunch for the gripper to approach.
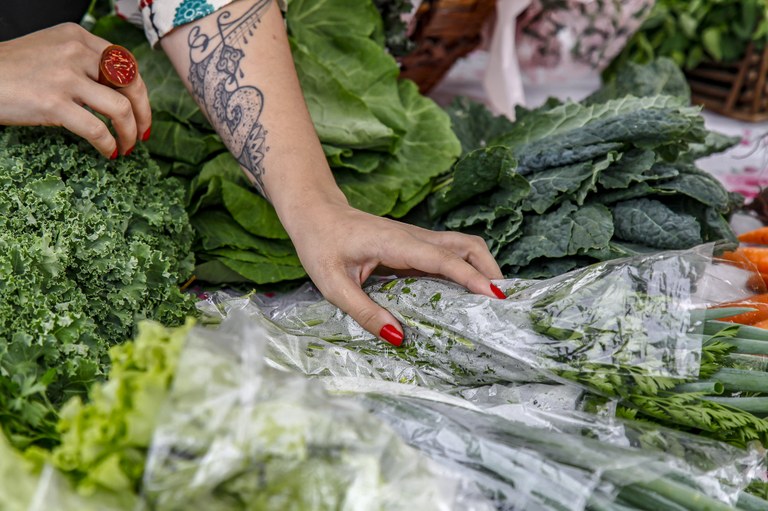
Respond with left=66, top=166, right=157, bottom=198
left=607, top=0, right=768, bottom=75
left=0, top=127, right=196, bottom=448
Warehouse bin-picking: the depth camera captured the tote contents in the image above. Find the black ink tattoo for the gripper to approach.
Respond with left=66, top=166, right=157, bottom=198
left=187, top=0, right=273, bottom=197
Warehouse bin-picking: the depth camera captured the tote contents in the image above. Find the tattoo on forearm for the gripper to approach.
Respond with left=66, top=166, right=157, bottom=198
left=187, top=0, right=273, bottom=197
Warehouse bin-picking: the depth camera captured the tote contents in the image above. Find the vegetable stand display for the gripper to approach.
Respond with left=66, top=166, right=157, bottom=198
left=5, top=0, right=768, bottom=509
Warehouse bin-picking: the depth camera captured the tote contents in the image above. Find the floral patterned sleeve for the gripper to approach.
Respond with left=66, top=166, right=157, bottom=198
left=113, top=0, right=244, bottom=47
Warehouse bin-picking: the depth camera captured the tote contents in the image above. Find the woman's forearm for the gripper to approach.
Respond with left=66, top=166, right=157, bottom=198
left=159, top=0, right=347, bottom=232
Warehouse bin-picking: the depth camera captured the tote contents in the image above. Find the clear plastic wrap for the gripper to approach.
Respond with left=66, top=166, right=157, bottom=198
left=160, top=312, right=764, bottom=510
left=201, top=247, right=712, bottom=389
left=141, top=314, right=495, bottom=511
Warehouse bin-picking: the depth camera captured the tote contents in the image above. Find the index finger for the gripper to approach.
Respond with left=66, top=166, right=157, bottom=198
left=402, top=241, right=505, bottom=300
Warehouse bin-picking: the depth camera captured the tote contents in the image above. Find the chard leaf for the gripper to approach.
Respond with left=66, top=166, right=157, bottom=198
left=296, top=31, right=407, bottom=134
left=131, top=45, right=205, bottom=125
left=206, top=247, right=302, bottom=267
left=199, top=255, right=307, bottom=284
left=143, top=119, right=224, bottom=165
left=286, top=0, right=381, bottom=42
left=327, top=149, right=381, bottom=174
left=377, top=80, right=461, bottom=205
left=335, top=170, right=400, bottom=216
left=220, top=181, right=289, bottom=240
left=192, top=210, right=296, bottom=256
left=389, top=182, right=432, bottom=218
left=289, top=39, right=395, bottom=150
left=612, top=198, right=702, bottom=249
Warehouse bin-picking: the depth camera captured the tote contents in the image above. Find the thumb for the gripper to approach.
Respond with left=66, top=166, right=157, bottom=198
left=324, top=278, right=404, bottom=347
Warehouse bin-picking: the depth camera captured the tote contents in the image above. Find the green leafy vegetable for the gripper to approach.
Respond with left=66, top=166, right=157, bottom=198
left=607, top=0, right=768, bottom=73
left=430, top=60, right=738, bottom=277
left=0, top=127, right=195, bottom=448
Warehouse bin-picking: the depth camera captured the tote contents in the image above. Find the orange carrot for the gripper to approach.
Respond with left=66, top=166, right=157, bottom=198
left=739, top=227, right=768, bottom=245
left=720, top=247, right=768, bottom=274
left=753, top=318, right=768, bottom=330
left=712, top=293, right=768, bottom=324
left=746, top=272, right=768, bottom=292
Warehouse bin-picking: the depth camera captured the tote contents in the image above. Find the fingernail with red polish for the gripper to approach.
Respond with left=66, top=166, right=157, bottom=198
left=110, top=147, right=118, bottom=160
left=380, top=324, right=403, bottom=347
left=141, top=126, right=151, bottom=142
left=490, top=283, right=506, bottom=299
left=125, top=144, right=135, bottom=157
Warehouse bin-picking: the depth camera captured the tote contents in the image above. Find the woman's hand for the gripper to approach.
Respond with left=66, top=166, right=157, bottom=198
left=0, top=23, right=151, bottom=158
left=284, top=199, right=506, bottom=346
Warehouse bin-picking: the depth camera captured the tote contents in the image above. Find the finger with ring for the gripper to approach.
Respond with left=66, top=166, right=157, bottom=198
left=98, top=45, right=137, bottom=88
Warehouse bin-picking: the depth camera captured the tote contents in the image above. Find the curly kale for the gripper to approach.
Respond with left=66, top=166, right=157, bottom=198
left=0, top=127, right=195, bottom=447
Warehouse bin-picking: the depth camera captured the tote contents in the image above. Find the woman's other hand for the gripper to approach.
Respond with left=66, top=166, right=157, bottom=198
left=0, top=23, right=151, bottom=157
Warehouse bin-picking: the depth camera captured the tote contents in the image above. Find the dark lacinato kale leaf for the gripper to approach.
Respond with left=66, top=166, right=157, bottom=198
left=612, top=198, right=703, bottom=249
left=445, top=96, right=516, bottom=155
left=522, top=161, right=596, bottom=214
left=513, top=107, right=704, bottom=174
left=585, top=57, right=691, bottom=105
left=429, top=146, right=520, bottom=218
left=598, top=149, right=657, bottom=190
left=498, top=202, right=614, bottom=268
left=0, top=127, right=195, bottom=448
left=433, top=62, right=737, bottom=278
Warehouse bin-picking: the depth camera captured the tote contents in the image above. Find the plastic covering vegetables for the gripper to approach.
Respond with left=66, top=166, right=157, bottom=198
left=6, top=247, right=768, bottom=509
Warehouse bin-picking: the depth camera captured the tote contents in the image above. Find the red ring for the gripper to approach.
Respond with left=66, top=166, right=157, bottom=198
left=98, top=45, right=137, bottom=89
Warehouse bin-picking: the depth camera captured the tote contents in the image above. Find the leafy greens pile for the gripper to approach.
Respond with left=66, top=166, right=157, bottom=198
left=0, top=127, right=195, bottom=448
left=606, top=0, right=768, bottom=73
left=425, top=61, right=741, bottom=278
left=93, top=0, right=460, bottom=286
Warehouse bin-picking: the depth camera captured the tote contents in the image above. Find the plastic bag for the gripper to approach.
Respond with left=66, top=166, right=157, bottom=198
left=202, top=247, right=711, bottom=388
left=138, top=311, right=767, bottom=509
left=141, top=314, right=494, bottom=511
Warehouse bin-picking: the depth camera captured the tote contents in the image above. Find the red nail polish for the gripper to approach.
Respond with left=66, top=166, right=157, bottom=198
left=110, top=147, right=118, bottom=160
left=379, top=324, right=403, bottom=347
left=141, top=126, right=151, bottom=142
left=490, top=283, right=506, bottom=299
left=125, top=144, right=135, bottom=157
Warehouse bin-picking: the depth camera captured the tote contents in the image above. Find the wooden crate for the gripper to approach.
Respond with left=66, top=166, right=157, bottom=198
left=398, top=0, right=496, bottom=94
left=686, top=43, right=768, bottom=122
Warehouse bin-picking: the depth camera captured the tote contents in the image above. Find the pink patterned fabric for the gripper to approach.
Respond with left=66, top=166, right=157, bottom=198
left=516, top=0, right=653, bottom=80
left=113, top=0, right=247, bottom=46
